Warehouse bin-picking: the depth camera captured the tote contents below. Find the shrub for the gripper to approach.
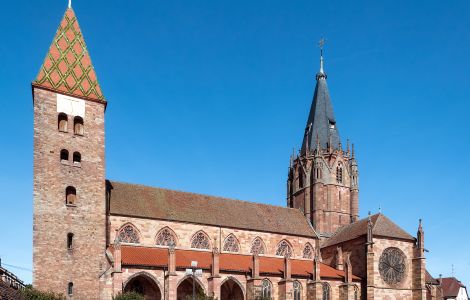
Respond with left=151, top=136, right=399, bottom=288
left=113, top=292, right=145, bottom=300
left=20, top=286, right=65, bottom=300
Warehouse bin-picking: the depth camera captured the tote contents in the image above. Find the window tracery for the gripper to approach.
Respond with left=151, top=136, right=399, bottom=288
left=117, top=224, right=140, bottom=244
left=322, top=283, right=330, bottom=300
left=190, top=231, right=210, bottom=249
left=223, top=234, right=240, bottom=252
left=155, top=227, right=177, bottom=247
left=250, top=237, right=266, bottom=255
left=261, top=279, right=272, bottom=299
left=293, top=280, right=302, bottom=300
left=303, top=243, right=313, bottom=259
left=275, top=240, right=293, bottom=258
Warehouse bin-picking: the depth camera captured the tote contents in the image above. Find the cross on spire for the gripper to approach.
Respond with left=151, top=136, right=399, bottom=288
left=317, top=38, right=326, bottom=76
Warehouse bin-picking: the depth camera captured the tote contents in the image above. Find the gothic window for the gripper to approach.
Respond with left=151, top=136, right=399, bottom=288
left=222, top=234, right=240, bottom=253
left=155, top=227, right=177, bottom=247
left=190, top=231, right=210, bottom=249
left=354, top=285, right=359, bottom=300
left=68, top=282, right=73, bottom=296
left=67, top=233, right=74, bottom=250
left=275, top=240, right=293, bottom=258
left=303, top=243, right=313, bottom=259
left=250, top=237, right=266, bottom=255
left=261, top=279, right=272, bottom=299
left=60, top=149, right=69, bottom=162
left=298, top=167, right=304, bottom=188
left=58, top=113, right=68, bottom=132
left=293, top=280, right=302, bottom=300
left=336, top=165, right=343, bottom=183
left=65, top=186, right=76, bottom=205
left=74, top=116, right=84, bottom=135
left=73, top=152, right=81, bottom=165
left=117, top=224, right=140, bottom=244
left=322, top=283, right=330, bottom=300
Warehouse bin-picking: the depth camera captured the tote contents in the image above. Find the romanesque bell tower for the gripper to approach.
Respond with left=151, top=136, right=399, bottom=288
left=287, top=48, right=359, bottom=237
left=32, top=4, right=106, bottom=299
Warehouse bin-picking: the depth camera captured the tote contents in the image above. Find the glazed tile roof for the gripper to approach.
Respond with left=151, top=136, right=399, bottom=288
left=33, top=8, right=105, bottom=101
left=119, top=245, right=360, bottom=281
left=441, top=277, right=467, bottom=298
left=322, top=213, right=415, bottom=248
left=107, top=181, right=317, bottom=237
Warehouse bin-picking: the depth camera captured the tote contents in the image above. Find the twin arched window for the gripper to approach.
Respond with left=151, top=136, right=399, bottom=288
left=57, top=113, right=84, bottom=135
left=155, top=227, right=177, bottom=247
left=66, top=186, right=76, bottom=205
left=250, top=237, right=266, bottom=255
left=60, top=150, right=81, bottom=164
left=276, top=240, right=293, bottom=258
left=117, top=224, right=140, bottom=244
left=222, top=234, right=240, bottom=253
left=190, top=231, right=210, bottom=249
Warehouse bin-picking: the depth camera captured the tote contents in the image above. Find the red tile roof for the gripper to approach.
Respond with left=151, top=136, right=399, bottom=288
left=107, top=181, right=317, bottom=237
left=119, top=245, right=360, bottom=281
left=33, top=8, right=105, bottom=101
left=441, top=277, right=467, bottom=298
left=0, top=281, right=22, bottom=300
left=322, top=213, right=415, bottom=248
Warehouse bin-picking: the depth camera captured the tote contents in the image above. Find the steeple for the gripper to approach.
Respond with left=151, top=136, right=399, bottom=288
left=301, top=40, right=340, bottom=154
left=33, top=6, right=105, bottom=102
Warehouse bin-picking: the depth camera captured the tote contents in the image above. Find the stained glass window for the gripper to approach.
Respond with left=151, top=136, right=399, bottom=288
left=250, top=237, right=266, bottom=255
left=303, top=243, right=313, bottom=259
left=190, top=231, right=210, bottom=249
left=275, top=240, right=293, bottom=258
left=156, top=227, right=177, bottom=247
left=117, top=224, right=140, bottom=244
left=223, top=234, right=240, bottom=252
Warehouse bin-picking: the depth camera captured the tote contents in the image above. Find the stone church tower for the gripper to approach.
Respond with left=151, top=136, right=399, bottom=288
left=287, top=51, right=359, bottom=237
left=32, top=5, right=106, bottom=299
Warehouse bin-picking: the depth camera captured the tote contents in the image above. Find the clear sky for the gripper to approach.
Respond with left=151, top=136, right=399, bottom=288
left=0, top=0, right=469, bottom=286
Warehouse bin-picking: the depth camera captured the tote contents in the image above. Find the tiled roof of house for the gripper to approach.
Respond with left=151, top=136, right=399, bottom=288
left=426, top=270, right=439, bottom=285
left=107, top=181, right=317, bottom=237
left=321, top=213, right=415, bottom=248
left=0, top=281, right=22, bottom=300
left=33, top=8, right=105, bottom=101
left=441, top=277, right=467, bottom=298
left=119, top=245, right=360, bottom=281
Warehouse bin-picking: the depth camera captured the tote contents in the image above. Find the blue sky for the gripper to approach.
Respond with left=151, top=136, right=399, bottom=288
left=0, top=0, right=469, bottom=286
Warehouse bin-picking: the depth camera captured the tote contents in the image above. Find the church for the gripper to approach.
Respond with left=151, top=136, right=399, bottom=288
left=31, top=4, right=444, bottom=300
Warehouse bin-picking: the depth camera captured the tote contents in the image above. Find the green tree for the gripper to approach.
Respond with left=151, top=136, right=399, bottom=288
left=112, top=291, right=145, bottom=300
left=20, top=286, right=65, bottom=300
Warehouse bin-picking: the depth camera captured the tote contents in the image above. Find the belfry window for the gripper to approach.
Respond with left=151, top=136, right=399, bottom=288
left=73, top=152, right=81, bottom=165
left=336, top=166, right=343, bottom=183
left=66, top=186, right=76, bottom=205
left=58, top=113, right=68, bottom=132
left=74, top=116, right=84, bottom=135
left=68, top=282, right=73, bottom=296
left=67, top=233, right=74, bottom=250
left=60, top=149, right=69, bottom=162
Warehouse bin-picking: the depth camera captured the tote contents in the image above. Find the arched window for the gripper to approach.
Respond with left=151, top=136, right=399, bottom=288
left=298, top=166, right=304, bottom=188
left=117, top=224, right=140, bottom=244
left=60, top=149, right=69, bottom=162
left=354, top=285, right=359, bottom=300
left=261, top=279, right=272, bottom=299
left=303, top=243, right=313, bottom=259
left=275, top=240, right=293, bottom=258
left=74, top=116, right=84, bottom=135
left=294, top=280, right=302, bottom=300
left=322, top=283, right=330, bottom=300
left=222, top=234, right=240, bottom=253
left=250, top=237, right=266, bottom=255
left=336, top=165, right=343, bottom=183
left=65, top=186, right=76, bottom=205
left=67, top=233, right=74, bottom=250
left=155, top=227, right=177, bottom=247
left=68, top=282, right=73, bottom=296
left=190, top=231, right=210, bottom=249
left=73, top=152, right=81, bottom=165
left=58, top=113, right=68, bottom=132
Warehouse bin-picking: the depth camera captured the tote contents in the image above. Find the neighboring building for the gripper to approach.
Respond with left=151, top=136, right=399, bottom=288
left=31, top=3, right=446, bottom=300
left=442, top=277, right=469, bottom=300
left=0, top=263, right=25, bottom=300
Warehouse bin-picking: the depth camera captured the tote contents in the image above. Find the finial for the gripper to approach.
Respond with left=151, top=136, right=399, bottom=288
left=68, top=0, right=72, bottom=9
left=368, top=211, right=371, bottom=217
left=351, top=143, right=355, bottom=158
left=379, top=205, right=382, bottom=214
left=316, top=38, right=327, bottom=79
left=346, top=139, right=350, bottom=154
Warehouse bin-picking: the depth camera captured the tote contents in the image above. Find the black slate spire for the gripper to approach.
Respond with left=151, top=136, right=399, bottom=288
left=301, top=48, right=341, bottom=154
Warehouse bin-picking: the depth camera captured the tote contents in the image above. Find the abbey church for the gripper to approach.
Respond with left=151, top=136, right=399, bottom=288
left=32, top=4, right=444, bottom=300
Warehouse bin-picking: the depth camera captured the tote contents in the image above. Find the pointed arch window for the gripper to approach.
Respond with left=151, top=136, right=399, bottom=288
left=74, top=116, right=84, bottom=135
left=336, top=165, right=343, bottom=183
left=58, top=113, right=68, bottom=132
left=298, top=166, right=304, bottom=188
left=155, top=227, right=177, bottom=247
left=322, top=283, right=331, bottom=300
left=294, top=280, right=302, bottom=300
left=250, top=237, right=266, bottom=255
left=117, top=224, right=140, bottom=244
left=303, top=243, right=313, bottom=259
left=261, top=279, right=272, bottom=299
left=275, top=240, right=293, bottom=258
left=222, top=234, right=240, bottom=253
left=65, top=186, right=76, bottom=205
left=190, top=231, right=210, bottom=249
